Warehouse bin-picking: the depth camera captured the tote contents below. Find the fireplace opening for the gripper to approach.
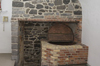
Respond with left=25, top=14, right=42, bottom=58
left=18, top=21, right=82, bottom=66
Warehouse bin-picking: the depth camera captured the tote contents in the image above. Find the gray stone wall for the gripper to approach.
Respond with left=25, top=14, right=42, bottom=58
left=23, top=22, right=53, bottom=66
left=12, top=0, right=82, bottom=19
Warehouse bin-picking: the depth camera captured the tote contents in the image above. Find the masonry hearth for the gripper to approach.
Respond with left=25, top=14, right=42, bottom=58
left=11, top=0, right=88, bottom=66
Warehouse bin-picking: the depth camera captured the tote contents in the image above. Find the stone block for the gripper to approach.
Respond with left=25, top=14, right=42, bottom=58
left=34, top=16, right=44, bottom=18
left=74, top=11, right=82, bottom=15
left=36, top=4, right=43, bottom=9
left=23, top=14, right=30, bottom=17
left=25, top=3, right=35, bottom=8
left=11, top=22, right=18, bottom=27
left=12, top=44, right=18, bottom=49
left=39, top=9, right=45, bottom=12
left=11, top=26, right=18, bottom=31
left=74, top=16, right=82, bottom=18
left=11, top=55, right=18, bottom=60
left=68, top=4, right=74, bottom=10
left=12, top=14, right=19, bottom=17
left=44, top=13, right=54, bottom=15
left=12, top=31, right=18, bottom=36
left=12, top=1, right=23, bottom=7
left=61, top=13, right=72, bottom=16
left=38, top=13, right=42, bottom=15
left=12, top=10, right=25, bottom=14
left=12, top=49, right=18, bottom=55
left=29, top=10, right=37, bottom=14
left=45, top=6, right=49, bottom=9
left=49, top=3, right=54, bottom=7
left=57, top=5, right=66, bottom=10
left=46, top=0, right=49, bottom=2
left=54, top=0, right=62, bottom=5
left=75, top=5, right=80, bottom=9
left=12, top=7, right=23, bottom=11
left=63, top=0, right=70, bottom=4
left=12, top=37, right=18, bottom=43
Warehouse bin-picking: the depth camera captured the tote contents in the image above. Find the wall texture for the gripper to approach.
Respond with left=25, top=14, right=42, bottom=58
left=0, top=0, right=12, bottom=53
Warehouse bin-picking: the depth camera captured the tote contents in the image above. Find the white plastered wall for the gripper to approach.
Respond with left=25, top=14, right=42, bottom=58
left=0, top=0, right=12, bottom=53
left=80, top=0, right=100, bottom=66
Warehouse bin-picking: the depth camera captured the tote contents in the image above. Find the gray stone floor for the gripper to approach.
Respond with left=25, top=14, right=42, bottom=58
left=0, top=53, right=15, bottom=66
left=58, top=64, right=90, bottom=66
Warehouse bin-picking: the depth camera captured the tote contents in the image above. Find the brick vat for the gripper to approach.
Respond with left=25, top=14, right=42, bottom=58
left=41, top=40, right=88, bottom=66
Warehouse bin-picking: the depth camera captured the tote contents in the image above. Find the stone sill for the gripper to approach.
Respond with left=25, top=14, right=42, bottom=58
left=11, top=18, right=82, bottom=23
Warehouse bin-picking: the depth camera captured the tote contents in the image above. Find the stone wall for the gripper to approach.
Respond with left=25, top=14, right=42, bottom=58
left=23, top=22, right=53, bottom=66
left=12, top=0, right=82, bottom=20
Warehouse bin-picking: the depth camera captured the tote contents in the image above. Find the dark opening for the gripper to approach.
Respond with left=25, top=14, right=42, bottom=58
left=49, top=42, right=76, bottom=45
